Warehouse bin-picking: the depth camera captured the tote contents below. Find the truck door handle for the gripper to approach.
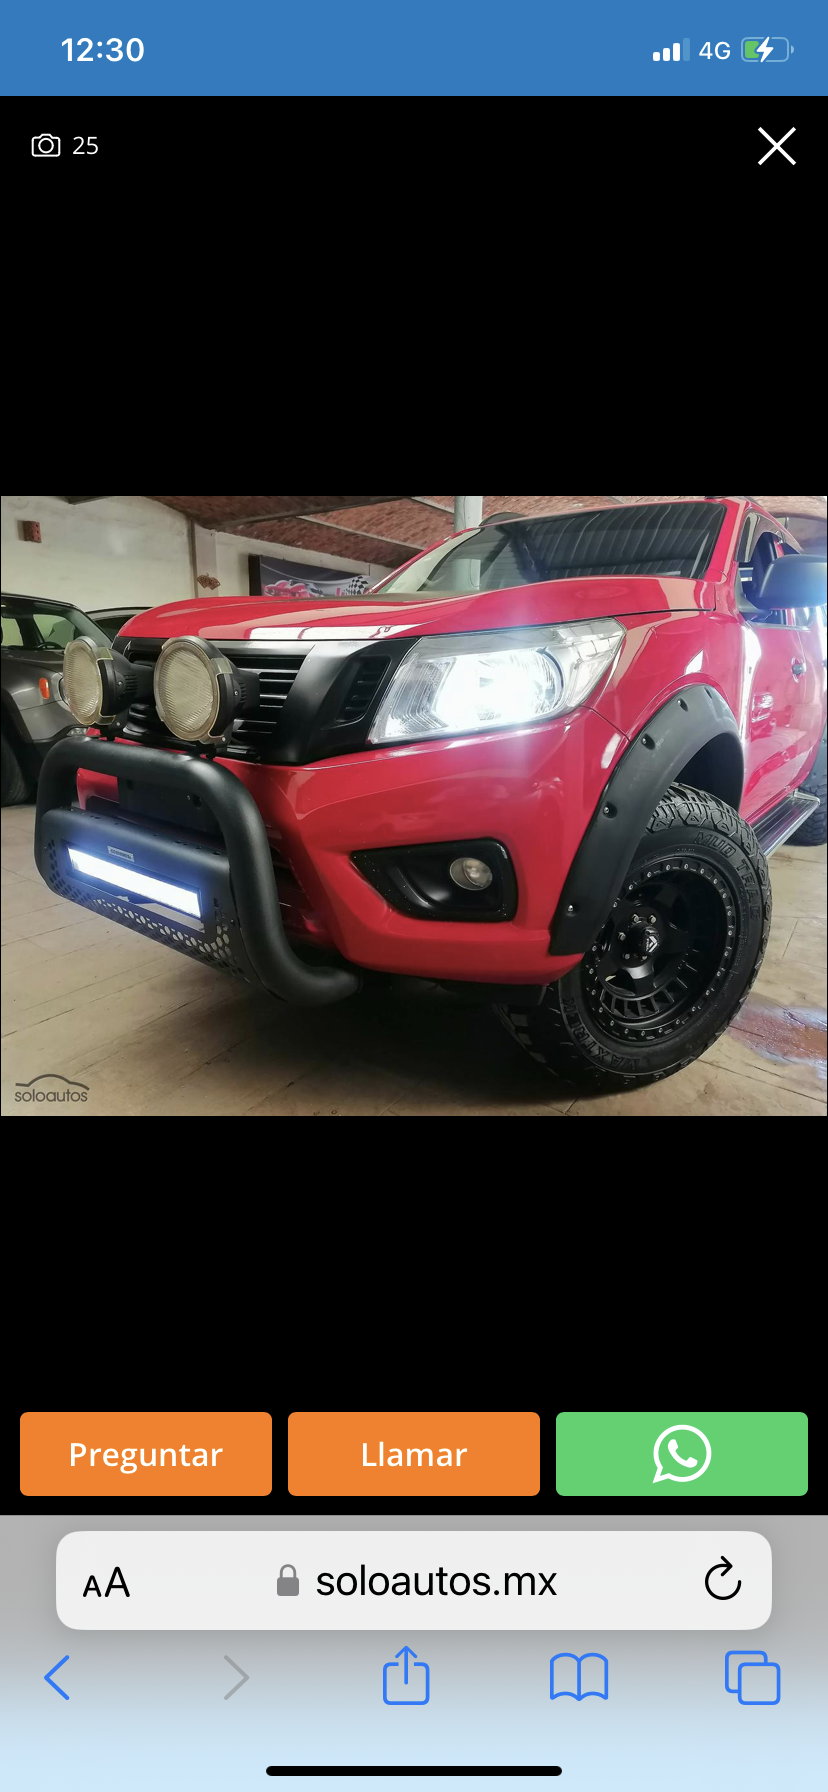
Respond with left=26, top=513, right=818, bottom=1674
left=791, top=660, right=806, bottom=677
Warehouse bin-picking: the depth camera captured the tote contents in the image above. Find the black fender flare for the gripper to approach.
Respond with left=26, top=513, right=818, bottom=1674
left=550, top=685, right=744, bottom=955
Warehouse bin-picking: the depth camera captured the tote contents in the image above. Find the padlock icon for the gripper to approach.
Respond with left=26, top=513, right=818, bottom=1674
left=277, top=1563, right=299, bottom=1597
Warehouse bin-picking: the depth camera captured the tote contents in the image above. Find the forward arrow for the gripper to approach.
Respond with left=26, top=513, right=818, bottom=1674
left=224, top=1655, right=250, bottom=1699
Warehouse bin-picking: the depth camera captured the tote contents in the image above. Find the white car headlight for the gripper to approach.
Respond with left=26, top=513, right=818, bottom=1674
left=368, top=621, right=625, bottom=746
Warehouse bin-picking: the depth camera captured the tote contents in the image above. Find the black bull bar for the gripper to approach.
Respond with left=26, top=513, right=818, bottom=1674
left=34, top=736, right=360, bottom=1006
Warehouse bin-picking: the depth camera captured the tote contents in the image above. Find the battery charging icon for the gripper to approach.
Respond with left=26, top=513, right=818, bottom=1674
left=741, top=36, right=790, bottom=61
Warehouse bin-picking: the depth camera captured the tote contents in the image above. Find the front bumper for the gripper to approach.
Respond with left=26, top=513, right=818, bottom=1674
left=34, top=737, right=359, bottom=1007
left=37, top=708, right=627, bottom=995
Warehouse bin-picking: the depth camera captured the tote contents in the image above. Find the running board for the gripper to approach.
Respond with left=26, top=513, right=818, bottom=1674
left=753, top=790, right=820, bottom=857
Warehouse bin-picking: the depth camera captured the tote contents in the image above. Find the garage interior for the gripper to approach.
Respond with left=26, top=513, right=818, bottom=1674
left=2, top=493, right=825, bottom=1118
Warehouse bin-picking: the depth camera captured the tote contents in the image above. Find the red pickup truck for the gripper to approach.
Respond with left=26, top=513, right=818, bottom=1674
left=35, top=498, right=827, bottom=1093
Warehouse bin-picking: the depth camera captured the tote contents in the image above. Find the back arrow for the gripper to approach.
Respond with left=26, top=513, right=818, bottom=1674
left=44, top=1655, right=70, bottom=1699
left=705, top=1555, right=742, bottom=1599
left=223, top=1655, right=249, bottom=1699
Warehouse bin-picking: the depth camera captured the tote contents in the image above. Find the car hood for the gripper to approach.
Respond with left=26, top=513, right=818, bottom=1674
left=2, top=643, right=65, bottom=681
left=121, top=575, right=714, bottom=645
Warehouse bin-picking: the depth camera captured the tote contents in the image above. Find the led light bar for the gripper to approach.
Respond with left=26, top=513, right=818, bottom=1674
left=67, top=848, right=201, bottom=918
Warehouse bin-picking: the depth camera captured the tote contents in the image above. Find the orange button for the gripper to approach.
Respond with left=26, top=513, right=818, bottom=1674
left=20, top=1412, right=272, bottom=1495
left=288, top=1411, right=539, bottom=1496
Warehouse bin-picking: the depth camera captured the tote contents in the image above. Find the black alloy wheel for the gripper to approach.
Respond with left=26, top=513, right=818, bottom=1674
left=495, top=783, right=772, bottom=1093
left=582, top=857, right=737, bottom=1044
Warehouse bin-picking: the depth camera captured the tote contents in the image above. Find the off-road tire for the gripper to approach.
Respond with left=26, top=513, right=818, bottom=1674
left=1, top=731, right=32, bottom=806
left=496, top=783, right=772, bottom=1093
left=790, top=727, right=827, bottom=845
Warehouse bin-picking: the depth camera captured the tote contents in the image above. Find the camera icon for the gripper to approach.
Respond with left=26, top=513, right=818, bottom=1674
left=32, top=134, right=61, bottom=157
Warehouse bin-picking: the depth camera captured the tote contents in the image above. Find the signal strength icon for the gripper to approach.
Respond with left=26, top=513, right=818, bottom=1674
left=653, top=40, right=690, bottom=60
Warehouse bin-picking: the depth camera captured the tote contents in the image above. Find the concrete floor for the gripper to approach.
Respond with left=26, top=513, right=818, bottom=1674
left=2, top=801, right=825, bottom=1117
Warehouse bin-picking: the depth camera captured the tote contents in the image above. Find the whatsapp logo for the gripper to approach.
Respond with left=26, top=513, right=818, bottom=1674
left=653, top=1423, right=712, bottom=1483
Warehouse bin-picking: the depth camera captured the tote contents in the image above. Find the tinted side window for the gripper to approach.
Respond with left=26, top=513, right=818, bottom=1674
left=737, top=522, right=788, bottom=625
left=735, top=514, right=755, bottom=565
left=33, top=613, right=74, bottom=647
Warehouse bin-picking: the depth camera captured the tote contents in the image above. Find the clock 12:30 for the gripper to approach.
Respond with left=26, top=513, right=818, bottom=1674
left=61, top=38, right=144, bottom=61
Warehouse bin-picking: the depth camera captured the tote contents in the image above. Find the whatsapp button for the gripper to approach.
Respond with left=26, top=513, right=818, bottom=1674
left=556, top=1411, right=807, bottom=1495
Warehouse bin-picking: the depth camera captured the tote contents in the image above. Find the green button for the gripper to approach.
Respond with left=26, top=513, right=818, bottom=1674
left=556, top=1411, right=808, bottom=1495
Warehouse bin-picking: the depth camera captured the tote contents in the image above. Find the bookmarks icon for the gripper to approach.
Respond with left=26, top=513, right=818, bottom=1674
left=550, top=1653, right=609, bottom=1699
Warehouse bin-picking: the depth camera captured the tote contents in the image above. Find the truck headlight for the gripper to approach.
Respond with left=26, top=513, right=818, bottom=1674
left=153, top=638, right=242, bottom=743
left=367, top=620, right=625, bottom=745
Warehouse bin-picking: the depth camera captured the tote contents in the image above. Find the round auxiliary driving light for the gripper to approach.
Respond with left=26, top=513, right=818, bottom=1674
left=63, top=638, right=108, bottom=726
left=153, top=638, right=242, bottom=744
left=449, top=856, right=493, bottom=891
left=63, top=637, right=148, bottom=727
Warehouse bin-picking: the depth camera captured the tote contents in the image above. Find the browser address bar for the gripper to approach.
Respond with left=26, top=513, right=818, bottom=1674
left=56, top=1530, right=771, bottom=1630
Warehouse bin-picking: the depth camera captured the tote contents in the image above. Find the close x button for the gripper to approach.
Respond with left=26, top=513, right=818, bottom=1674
left=758, top=126, right=796, bottom=163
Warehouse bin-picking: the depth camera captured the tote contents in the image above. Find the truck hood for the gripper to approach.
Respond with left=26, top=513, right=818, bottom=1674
left=121, top=574, right=714, bottom=645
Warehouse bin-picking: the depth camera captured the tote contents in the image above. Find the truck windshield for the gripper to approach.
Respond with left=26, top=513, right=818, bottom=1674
left=376, top=502, right=727, bottom=597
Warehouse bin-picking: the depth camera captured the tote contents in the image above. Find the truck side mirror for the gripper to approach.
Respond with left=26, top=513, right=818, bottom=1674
left=753, top=553, right=827, bottom=611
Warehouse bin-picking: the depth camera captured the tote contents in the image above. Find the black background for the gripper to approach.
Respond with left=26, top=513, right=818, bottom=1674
left=7, top=99, right=819, bottom=192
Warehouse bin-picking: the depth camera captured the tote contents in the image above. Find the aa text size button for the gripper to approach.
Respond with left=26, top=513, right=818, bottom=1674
left=288, top=1412, right=539, bottom=1495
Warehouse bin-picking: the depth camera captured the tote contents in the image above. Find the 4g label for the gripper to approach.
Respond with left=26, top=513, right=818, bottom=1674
left=699, top=43, right=731, bottom=57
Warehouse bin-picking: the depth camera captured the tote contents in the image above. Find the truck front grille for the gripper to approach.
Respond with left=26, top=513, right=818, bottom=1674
left=118, top=640, right=309, bottom=761
left=112, top=632, right=413, bottom=765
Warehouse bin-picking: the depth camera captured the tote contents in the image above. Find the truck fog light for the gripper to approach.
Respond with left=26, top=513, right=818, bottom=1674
left=449, top=856, right=493, bottom=891
left=63, top=638, right=148, bottom=726
left=67, top=848, right=201, bottom=918
left=63, top=638, right=105, bottom=725
left=154, top=637, right=242, bottom=743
